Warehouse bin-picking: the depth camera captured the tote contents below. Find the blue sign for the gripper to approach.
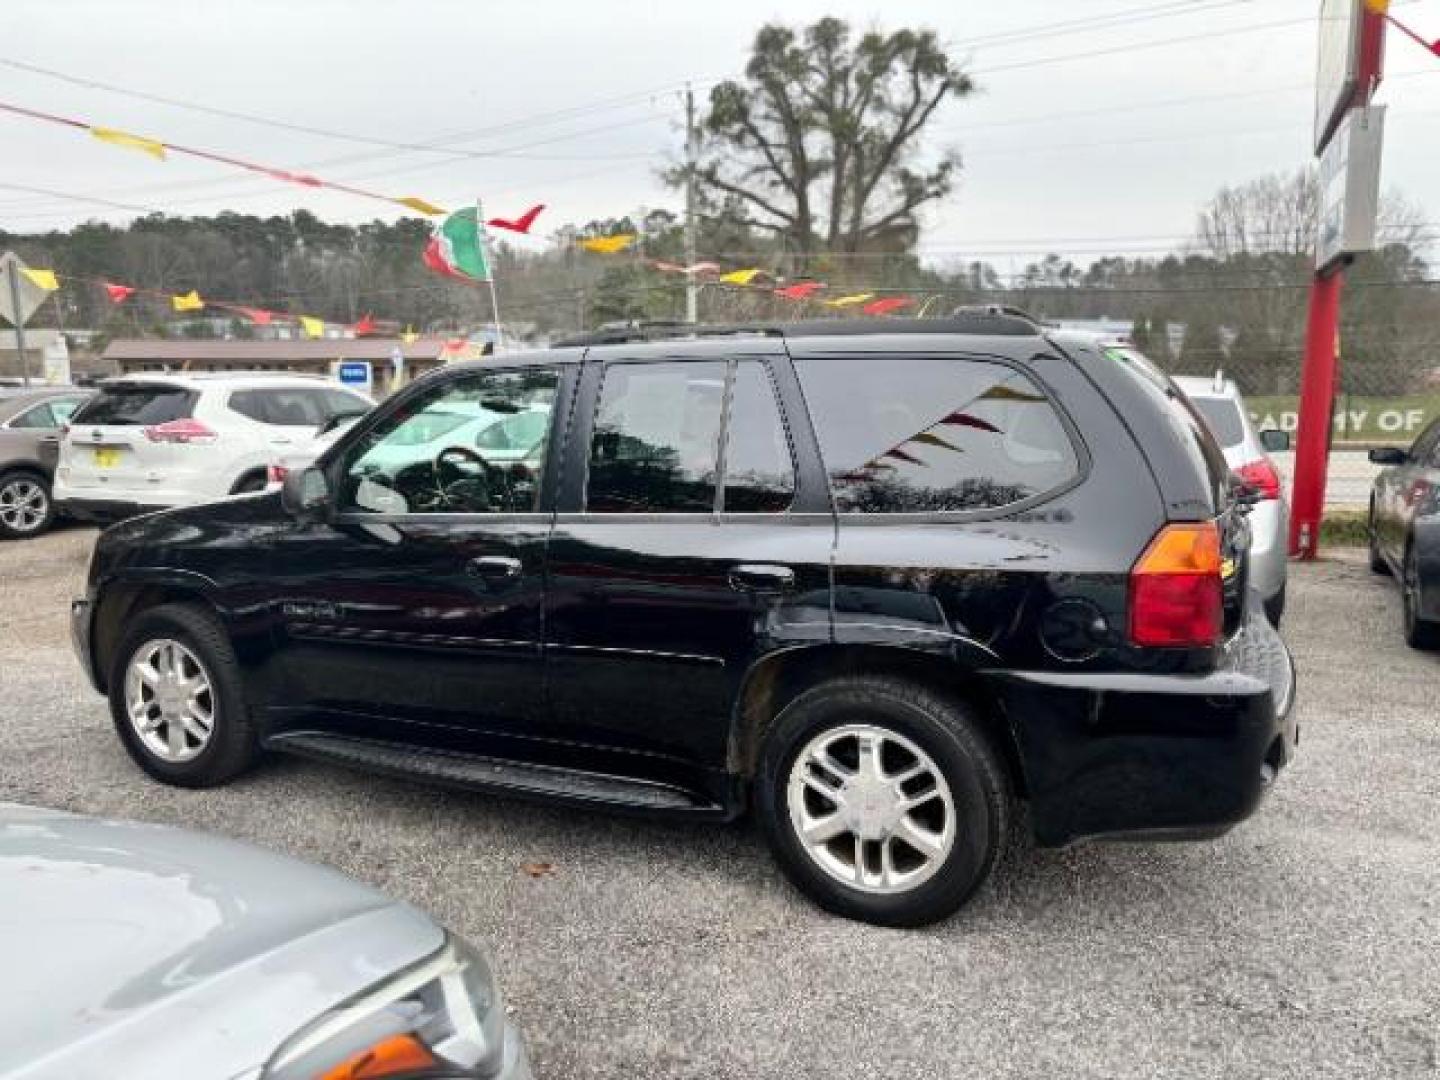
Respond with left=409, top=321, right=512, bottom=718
left=337, top=361, right=371, bottom=386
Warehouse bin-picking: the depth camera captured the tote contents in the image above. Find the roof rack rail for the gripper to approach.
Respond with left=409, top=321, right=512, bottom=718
left=554, top=312, right=1042, bottom=348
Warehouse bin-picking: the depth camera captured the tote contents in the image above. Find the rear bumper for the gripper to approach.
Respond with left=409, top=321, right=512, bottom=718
left=990, top=608, right=1297, bottom=848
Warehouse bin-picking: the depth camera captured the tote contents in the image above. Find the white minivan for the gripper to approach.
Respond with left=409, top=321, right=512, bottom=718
left=54, top=372, right=371, bottom=521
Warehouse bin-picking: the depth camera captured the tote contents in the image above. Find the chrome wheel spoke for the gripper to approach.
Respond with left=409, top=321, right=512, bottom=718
left=893, top=816, right=945, bottom=858
left=799, top=811, right=849, bottom=846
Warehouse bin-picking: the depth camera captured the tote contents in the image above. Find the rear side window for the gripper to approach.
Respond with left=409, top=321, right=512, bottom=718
left=72, top=386, right=195, bottom=426
left=8, top=402, right=59, bottom=429
left=796, top=357, right=1079, bottom=514
left=587, top=362, right=725, bottom=513
left=1188, top=395, right=1245, bottom=449
left=230, top=388, right=333, bottom=427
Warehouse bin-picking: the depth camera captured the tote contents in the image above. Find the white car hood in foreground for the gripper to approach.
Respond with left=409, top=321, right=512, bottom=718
left=0, top=804, right=443, bottom=1080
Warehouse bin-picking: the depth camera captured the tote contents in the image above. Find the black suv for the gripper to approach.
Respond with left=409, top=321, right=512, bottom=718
left=72, top=315, right=1296, bottom=927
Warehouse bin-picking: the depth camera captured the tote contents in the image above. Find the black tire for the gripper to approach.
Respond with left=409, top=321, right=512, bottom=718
left=1263, top=584, right=1286, bottom=628
left=1369, top=504, right=1390, bottom=575
left=1401, top=545, right=1440, bottom=651
left=755, top=676, right=1009, bottom=928
left=0, top=469, right=55, bottom=540
left=108, top=603, right=262, bottom=787
left=231, top=471, right=268, bottom=495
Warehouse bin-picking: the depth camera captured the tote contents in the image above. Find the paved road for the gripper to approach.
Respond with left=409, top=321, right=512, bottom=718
left=1, top=526, right=1437, bottom=1079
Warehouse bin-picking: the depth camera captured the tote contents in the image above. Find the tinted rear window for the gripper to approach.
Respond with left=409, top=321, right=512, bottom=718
left=1188, top=395, right=1246, bottom=448
left=796, top=357, right=1079, bottom=513
left=72, top=386, right=195, bottom=426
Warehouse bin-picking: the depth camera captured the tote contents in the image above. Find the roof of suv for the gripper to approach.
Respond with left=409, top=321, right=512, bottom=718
left=553, top=312, right=1044, bottom=348
left=98, top=371, right=351, bottom=392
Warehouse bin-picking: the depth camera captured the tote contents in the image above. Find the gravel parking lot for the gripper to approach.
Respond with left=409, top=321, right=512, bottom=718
left=1, top=525, right=1437, bottom=1079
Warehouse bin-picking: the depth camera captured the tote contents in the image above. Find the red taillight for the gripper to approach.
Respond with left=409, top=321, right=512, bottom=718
left=142, top=418, right=217, bottom=444
left=267, top=463, right=288, bottom=485
left=1129, top=523, right=1223, bottom=648
left=1234, top=458, right=1282, bottom=501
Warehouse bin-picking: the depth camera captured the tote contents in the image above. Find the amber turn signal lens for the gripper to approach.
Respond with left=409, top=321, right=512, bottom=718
left=316, top=1034, right=438, bottom=1080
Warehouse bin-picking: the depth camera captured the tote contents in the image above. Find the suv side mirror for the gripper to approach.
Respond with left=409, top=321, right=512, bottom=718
left=281, top=465, right=330, bottom=520
left=1258, top=429, right=1290, bottom=453
left=1368, top=446, right=1408, bottom=466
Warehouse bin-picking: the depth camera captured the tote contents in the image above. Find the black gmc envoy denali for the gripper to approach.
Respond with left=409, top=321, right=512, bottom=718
left=72, top=314, right=1297, bottom=926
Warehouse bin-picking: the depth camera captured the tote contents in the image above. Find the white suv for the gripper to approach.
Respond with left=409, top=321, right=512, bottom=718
left=54, top=372, right=371, bottom=521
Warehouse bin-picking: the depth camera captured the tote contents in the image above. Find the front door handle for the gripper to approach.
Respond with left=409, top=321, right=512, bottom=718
left=728, top=563, right=795, bottom=593
left=466, top=555, right=523, bottom=580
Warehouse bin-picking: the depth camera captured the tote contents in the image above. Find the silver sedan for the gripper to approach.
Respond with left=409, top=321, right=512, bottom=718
left=0, top=803, right=531, bottom=1079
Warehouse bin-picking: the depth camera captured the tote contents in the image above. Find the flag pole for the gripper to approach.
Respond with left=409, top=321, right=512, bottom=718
left=477, top=197, right=501, bottom=353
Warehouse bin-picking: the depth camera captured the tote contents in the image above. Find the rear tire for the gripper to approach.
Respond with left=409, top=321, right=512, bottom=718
left=108, top=603, right=261, bottom=787
left=1402, top=545, right=1440, bottom=651
left=1263, top=585, right=1286, bottom=628
left=0, top=470, right=55, bottom=540
left=755, top=676, right=1009, bottom=928
left=1369, top=504, right=1389, bottom=575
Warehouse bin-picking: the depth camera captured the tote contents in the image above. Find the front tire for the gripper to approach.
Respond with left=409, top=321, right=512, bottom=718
left=0, top=470, right=55, bottom=539
left=756, top=676, right=1009, bottom=928
left=108, top=603, right=261, bottom=786
left=1402, top=545, right=1440, bottom=651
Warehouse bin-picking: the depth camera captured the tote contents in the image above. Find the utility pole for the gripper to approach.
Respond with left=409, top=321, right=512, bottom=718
left=683, top=82, right=699, bottom=325
left=5, top=261, right=30, bottom=387
left=1290, top=2, right=1386, bottom=558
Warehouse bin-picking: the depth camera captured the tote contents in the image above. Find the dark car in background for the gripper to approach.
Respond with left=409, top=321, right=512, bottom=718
left=72, top=315, right=1296, bottom=927
left=0, top=386, right=91, bottom=539
left=1368, top=417, right=1440, bottom=648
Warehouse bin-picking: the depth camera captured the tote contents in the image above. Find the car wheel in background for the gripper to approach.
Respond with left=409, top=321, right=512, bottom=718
left=108, top=603, right=262, bottom=786
left=756, top=676, right=1009, bottom=928
left=1369, top=504, right=1389, bottom=575
left=1263, top=585, right=1286, bottom=628
left=0, top=470, right=55, bottom=540
left=1402, top=546, right=1440, bottom=651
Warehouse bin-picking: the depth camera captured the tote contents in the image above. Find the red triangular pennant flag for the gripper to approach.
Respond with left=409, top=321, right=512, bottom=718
left=353, top=313, right=377, bottom=336
left=862, top=297, right=914, bottom=316
left=940, top=412, right=1001, bottom=433
left=882, top=446, right=925, bottom=466
left=103, top=282, right=135, bottom=303
left=487, top=203, right=545, bottom=234
left=774, top=282, right=824, bottom=301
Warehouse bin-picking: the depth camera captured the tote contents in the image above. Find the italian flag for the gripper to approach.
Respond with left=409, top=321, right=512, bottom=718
left=423, top=208, right=491, bottom=282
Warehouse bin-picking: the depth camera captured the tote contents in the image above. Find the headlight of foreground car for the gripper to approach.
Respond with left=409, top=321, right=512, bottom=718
left=263, top=934, right=506, bottom=1080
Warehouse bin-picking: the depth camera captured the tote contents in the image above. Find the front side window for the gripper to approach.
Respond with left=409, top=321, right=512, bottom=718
left=340, top=368, right=560, bottom=515
left=586, top=362, right=725, bottom=513
left=797, top=357, right=1079, bottom=514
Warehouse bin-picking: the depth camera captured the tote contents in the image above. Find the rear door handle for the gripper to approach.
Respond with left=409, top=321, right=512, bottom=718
left=728, top=563, right=795, bottom=593
left=466, top=555, right=523, bottom=580
left=39, top=435, right=59, bottom=444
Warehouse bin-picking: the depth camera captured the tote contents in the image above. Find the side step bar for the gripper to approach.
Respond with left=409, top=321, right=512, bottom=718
left=267, top=731, right=723, bottom=815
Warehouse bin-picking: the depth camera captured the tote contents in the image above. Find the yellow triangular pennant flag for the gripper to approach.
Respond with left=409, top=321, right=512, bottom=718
left=579, top=233, right=636, bottom=254
left=825, top=292, right=873, bottom=307
left=171, top=290, right=204, bottom=312
left=19, top=268, right=59, bottom=292
left=300, top=316, right=325, bottom=339
left=400, top=326, right=418, bottom=345
left=397, top=196, right=447, bottom=216
left=90, top=126, right=166, bottom=161
left=719, top=268, right=761, bottom=286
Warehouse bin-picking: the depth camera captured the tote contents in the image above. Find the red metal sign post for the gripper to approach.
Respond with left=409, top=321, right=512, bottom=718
left=1290, top=3, right=1386, bottom=559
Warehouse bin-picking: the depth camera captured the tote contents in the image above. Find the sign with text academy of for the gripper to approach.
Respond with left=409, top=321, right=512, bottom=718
left=1316, top=105, right=1385, bottom=274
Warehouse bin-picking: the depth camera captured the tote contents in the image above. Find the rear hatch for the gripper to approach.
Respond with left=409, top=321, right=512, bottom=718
left=62, top=383, right=197, bottom=492
left=1081, top=344, right=1251, bottom=639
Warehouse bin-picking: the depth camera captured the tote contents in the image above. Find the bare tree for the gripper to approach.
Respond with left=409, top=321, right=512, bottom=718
left=684, top=18, right=971, bottom=260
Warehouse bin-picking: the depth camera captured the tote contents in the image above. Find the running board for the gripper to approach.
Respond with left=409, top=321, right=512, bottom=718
left=267, top=731, right=721, bottom=815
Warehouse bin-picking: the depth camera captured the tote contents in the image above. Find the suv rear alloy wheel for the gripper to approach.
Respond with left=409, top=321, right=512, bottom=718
left=757, top=677, right=1009, bottom=927
left=109, top=604, right=261, bottom=786
left=0, top=472, right=53, bottom=539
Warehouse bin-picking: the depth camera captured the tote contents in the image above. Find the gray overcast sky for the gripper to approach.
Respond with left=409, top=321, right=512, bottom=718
left=4, top=0, right=1439, bottom=272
